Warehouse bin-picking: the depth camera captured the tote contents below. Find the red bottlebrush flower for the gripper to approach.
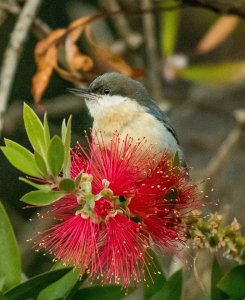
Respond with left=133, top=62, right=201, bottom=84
left=34, top=132, right=203, bottom=288
left=95, top=214, right=149, bottom=287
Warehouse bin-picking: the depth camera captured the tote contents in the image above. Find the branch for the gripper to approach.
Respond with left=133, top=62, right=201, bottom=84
left=184, top=0, right=245, bottom=17
left=142, top=0, right=166, bottom=104
left=202, top=109, right=245, bottom=189
left=100, top=0, right=143, bottom=50
left=0, top=1, right=51, bottom=38
left=0, top=0, right=42, bottom=134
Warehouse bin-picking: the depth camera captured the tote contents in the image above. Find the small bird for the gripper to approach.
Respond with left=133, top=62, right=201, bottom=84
left=69, top=72, right=185, bottom=165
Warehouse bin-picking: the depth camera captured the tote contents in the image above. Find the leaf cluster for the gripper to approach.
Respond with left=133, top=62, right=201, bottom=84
left=1, top=104, right=73, bottom=206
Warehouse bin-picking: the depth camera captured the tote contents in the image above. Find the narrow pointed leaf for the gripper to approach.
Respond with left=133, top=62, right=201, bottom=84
left=48, top=136, right=64, bottom=177
left=143, top=250, right=166, bottom=299
left=211, top=257, right=229, bottom=300
left=23, top=103, right=46, bottom=155
left=19, top=177, right=52, bottom=192
left=1, top=140, right=41, bottom=178
left=43, top=113, right=50, bottom=150
left=34, top=151, right=48, bottom=175
left=21, top=190, right=66, bottom=206
left=75, top=173, right=83, bottom=187
left=4, top=268, right=71, bottom=300
left=37, top=268, right=80, bottom=300
left=217, top=265, right=245, bottom=299
left=61, top=119, right=67, bottom=143
left=149, top=269, right=182, bottom=300
left=0, top=203, right=21, bottom=292
left=63, top=116, right=72, bottom=178
left=71, top=286, right=132, bottom=300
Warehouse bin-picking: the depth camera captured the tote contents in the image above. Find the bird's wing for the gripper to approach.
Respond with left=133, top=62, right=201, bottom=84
left=147, top=102, right=180, bottom=145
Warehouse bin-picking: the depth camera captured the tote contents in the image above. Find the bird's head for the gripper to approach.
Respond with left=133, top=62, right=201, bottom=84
left=68, top=72, right=151, bottom=118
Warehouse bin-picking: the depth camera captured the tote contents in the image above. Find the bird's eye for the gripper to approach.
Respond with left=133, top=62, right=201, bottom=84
left=103, top=88, right=110, bottom=95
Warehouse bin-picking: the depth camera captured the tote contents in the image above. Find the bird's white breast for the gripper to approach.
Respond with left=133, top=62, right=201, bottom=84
left=85, top=95, right=180, bottom=156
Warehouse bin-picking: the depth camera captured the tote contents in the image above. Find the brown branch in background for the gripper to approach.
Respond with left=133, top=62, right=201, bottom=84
left=0, top=0, right=42, bottom=135
left=142, top=0, right=166, bottom=104
left=16, top=5, right=182, bottom=57
left=202, top=109, right=245, bottom=190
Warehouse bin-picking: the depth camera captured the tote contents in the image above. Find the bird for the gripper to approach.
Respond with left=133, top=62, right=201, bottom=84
left=69, top=72, right=185, bottom=166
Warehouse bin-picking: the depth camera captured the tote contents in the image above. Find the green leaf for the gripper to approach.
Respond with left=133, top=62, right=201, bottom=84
left=61, top=119, right=67, bottom=142
left=37, top=268, right=80, bottom=300
left=34, top=151, right=48, bottom=175
left=19, top=177, right=51, bottom=192
left=1, top=140, right=42, bottom=178
left=21, top=190, right=65, bottom=206
left=0, top=292, right=8, bottom=300
left=4, top=268, right=71, bottom=300
left=143, top=250, right=166, bottom=299
left=160, top=0, right=180, bottom=56
left=0, top=202, right=21, bottom=292
left=48, top=136, right=64, bottom=177
left=217, top=265, right=245, bottom=299
left=75, top=173, right=83, bottom=188
left=180, top=62, right=245, bottom=85
left=64, top=272, right=88, bottom=300
left=59, top=179, right=76, bottom=193
left=71, top=286, right=131, bottom=300
left=62, top=116, right=72, bottom=178
left=23, top=103, right=46, bottom=155
left=0, top=278, right=5, bottom=292
left=150, top=269, right=182, bottom=300
left=43, top=113, right=50, bottom=151
left=211, top=257, right=229, bottom=300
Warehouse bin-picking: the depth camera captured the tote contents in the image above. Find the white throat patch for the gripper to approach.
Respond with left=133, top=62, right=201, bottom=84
left=98, top=95, right=126, bottom=107
left=85, top=95, right=127, bottom=117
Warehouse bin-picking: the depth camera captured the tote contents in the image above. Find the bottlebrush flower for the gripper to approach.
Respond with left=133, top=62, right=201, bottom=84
left=34, top=132, right=203, bottom=287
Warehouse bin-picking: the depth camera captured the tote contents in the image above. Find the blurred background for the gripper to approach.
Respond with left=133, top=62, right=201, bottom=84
left=0, top=0, right=244, bottom=299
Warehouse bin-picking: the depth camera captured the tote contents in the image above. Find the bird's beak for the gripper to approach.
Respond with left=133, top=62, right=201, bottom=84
left=67, top=88, right=97, bottom=100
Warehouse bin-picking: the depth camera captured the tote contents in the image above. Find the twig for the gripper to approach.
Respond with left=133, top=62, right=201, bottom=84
left=32, top=17, right=51, bottom=39
left=142, top=0, right=166, bottom=104
left=0, top=1, right=50, bottom=39
left=100, top=0, right=143, bottom=49
left=0, top=7, right=7, bottom=26
left=0, top=0, right=17, bottom=26
left=202, top=109, right=245, bottom=190
left=0, top=0, right=42, bottom=135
